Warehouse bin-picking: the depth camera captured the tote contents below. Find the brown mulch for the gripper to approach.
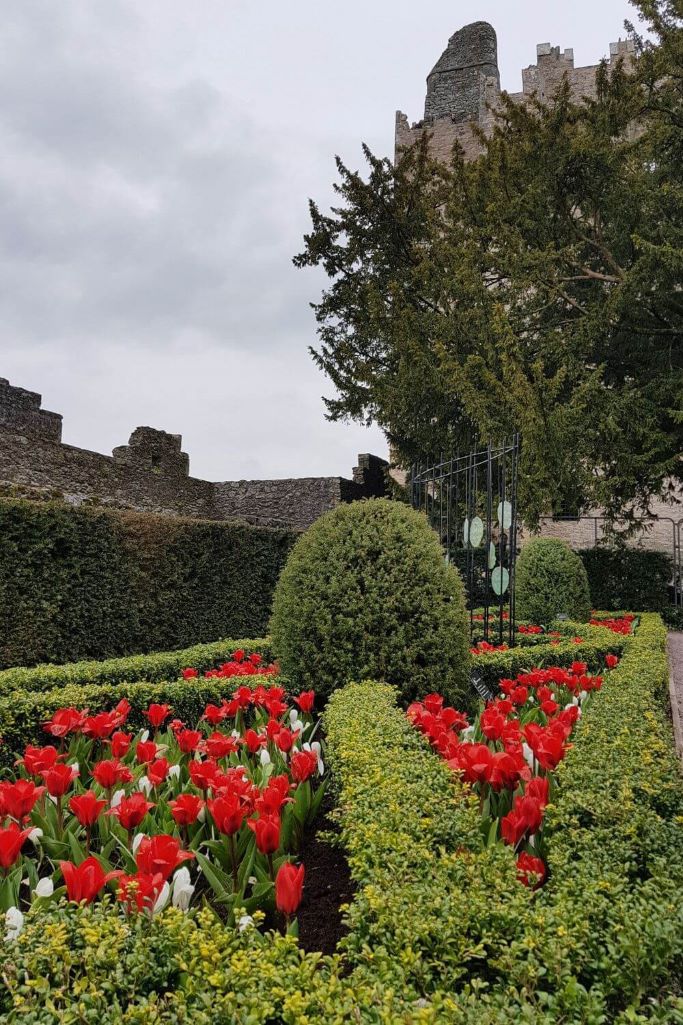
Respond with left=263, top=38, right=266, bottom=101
left=297, top=796, right=354, bottom=955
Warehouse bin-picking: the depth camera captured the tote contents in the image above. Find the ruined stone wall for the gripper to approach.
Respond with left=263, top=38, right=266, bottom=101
left=0, top=379, right=388, bottom=528
left=395, top=25, right=635, bottom=161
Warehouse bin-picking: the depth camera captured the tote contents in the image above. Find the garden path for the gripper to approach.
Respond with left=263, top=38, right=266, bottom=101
left=667, top=631, right=683, bottom=764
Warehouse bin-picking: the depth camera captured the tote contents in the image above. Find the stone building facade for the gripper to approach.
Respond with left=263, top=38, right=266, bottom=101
left=0, top=378, right=388, bottom=530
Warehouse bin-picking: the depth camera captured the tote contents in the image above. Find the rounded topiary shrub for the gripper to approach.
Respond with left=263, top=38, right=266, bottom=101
left=269, top=499, right=471, bottom=708
left=515, top=538, right=591, bottom=625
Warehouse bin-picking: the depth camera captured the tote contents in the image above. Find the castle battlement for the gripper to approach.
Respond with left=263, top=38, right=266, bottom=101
left=396, top=22, right=636, bottom=163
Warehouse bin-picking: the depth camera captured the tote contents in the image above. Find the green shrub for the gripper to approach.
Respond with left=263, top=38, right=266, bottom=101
left=0, top=498, right=295, bottom=668
left=0, top=636, right=271, bottom=695
left=579, top=546, right=672, bottom=612
left=516, top=537, right=591, bottom=624
left=270, top=499, right=471, bottom=707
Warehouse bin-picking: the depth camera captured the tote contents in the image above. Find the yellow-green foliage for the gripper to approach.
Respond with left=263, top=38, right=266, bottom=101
left=270, top=499, right=472, bottom=708
left=2, top=615, right=683, bottom=1023
left=0, top=637, right=271, bottom=696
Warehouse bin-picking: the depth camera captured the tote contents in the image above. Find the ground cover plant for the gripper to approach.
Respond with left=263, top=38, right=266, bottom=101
left=0, top=660, right=325, bottom=934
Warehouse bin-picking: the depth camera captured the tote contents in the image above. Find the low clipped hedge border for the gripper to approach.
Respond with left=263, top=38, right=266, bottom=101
left=0, top=498, right=294, bottom=669
left=0, top=637, right=271, bottom=696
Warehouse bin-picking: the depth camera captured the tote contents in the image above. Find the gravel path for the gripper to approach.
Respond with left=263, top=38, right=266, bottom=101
left=667, top=632, right=683, bottom=763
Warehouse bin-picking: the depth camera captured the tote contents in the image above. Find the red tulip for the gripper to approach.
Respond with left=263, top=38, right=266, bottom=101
left=43, top=707, right=85, bottom=739
left=203, top=704, right=228, bottom=726
left=208, top=793, right=246, bottom=835
left=526, top=776, right=550, bottom=807
left=43, top=763, right=78, bottom=798
left=517, top=852, right=547, bottom=889
left=135, top=834, right=194, bottom=880
left=204, top=733, right=239, bottom=760
left=189, top=759, right=219, bottom=792
left=108, top=793, right=154, bottom=831
left=60, top=856, right=121, bottom=903
left=480, top=706, right=506, bottom=741
left=606, top=654, right=619, bottom=669
left=110, top=732, right=132, bottom=758
left=248, top=814, right=281, bottom=855
left=169, top=793, right=204, bottom=826
left=147, top=758, right=171, bottom=787
left=275, top=861, right=305, bottom=916
left=69, top=790, right=106, bottom=827
left=242, top=729, right=265, bottom=754
left=82, top=711, right=121, bottom=741
left=92, top=759, right=133, bottom=790
left=176, top=729, right=202, bottom=754
left=20, top=745, right=60, bottom=776
left=290, top=750, right=318, bottom=784
left=275, top=728, right=298, bottom=754
left=135, top=740, right=158, bottom=765
left=0, top=823, right=33, bottom=870
left=0, top=779, right=45, bottom=821
left=294, top=691, right=315, bottom=714
left=501, top=808, right=528, bottom=847
left=117, top=870, right=167, bottom=913
left=181, top=668, right=198, bottom=679
left=514, top=795, right=544, bottom=834
left=146, top=703, right=172, bottom=729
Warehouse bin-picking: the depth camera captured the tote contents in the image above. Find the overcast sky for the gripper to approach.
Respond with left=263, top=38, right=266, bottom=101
left=0, top=0, right=639, bottom=481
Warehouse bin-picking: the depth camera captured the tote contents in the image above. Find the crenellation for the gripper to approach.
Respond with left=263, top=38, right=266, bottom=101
left=396, top=22, right=631, bottom=162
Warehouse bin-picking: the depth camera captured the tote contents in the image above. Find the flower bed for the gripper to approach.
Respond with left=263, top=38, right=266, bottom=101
left=0, top=671, right=325, bottom=931
left=1, top=614, right=682, bottom=1024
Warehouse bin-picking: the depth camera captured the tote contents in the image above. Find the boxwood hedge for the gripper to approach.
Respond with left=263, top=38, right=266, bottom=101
left=0, top=636, right=271, bottom=696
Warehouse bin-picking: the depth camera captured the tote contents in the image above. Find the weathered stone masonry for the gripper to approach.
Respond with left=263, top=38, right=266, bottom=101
left=396, top=22, right=636, bottom=163
left=0, top=379, right=387, bottom=530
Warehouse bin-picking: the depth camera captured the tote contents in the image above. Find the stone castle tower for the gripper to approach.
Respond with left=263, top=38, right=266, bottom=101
left=396, top=22, right=635, bottom=163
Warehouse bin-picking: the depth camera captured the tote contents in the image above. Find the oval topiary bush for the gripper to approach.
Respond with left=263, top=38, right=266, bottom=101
left=515, top=538, right=591, bottom=625
left=269, top=499, right=471, bottom=708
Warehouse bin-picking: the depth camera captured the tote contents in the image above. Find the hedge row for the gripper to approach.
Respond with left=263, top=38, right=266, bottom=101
left=579, top=546, right=673, bottom=612
left=0, top=674, right=273, bottom=768
left=0, top=637, right=271, bottom=696
left=0, top=498, right=295, bottom=669
left=2, top=617, right=681, bottom=1022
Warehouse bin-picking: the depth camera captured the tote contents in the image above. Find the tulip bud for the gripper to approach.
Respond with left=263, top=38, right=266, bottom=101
left=35, top=877, right=54, bottom=898
left=4, top=907, right=24, bottom=942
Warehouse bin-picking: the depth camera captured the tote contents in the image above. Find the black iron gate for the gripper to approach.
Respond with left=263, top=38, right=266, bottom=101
left=410, top=435, right=520, bottom=645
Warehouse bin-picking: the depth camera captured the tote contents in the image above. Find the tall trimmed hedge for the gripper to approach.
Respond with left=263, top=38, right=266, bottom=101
left=578, top=546, right=672, bottom=612
left=270, top=499, right=471, bottom=708
left=0, top=499, right=295, bottom=669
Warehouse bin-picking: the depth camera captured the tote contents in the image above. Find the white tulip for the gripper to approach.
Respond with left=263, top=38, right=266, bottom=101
left=132, top=832, right=145, bottom=854
left=169, top=765, right=181, bottom=780
left=28, top=827, right=43, bottom=845
left=237, top=914, right=254, bottom=933
left=259, top=749, right=271, bottom=766
left=197, top=806, right=206, bottom=823
left=522, top=743, right=535, bottom=770
left=111, top=789, right=125, bottom=808
left=152, top=881, right=170, bottom=916
left=289, top=709, right=298, bottom=727
left=5, top=907, right=24, bottom=942
left=35, top=877, right=54, bottom=898
left=172, top=868, right=195, bottom=912
left=138, top=775, right=152, bottom=796
left=579, top=690, right=588, bottom=704
left=461, top=725, right=475, bottom=741
left=69, top=762, right=79, bottom=776
left=140, top=730, right=150, bottom=743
